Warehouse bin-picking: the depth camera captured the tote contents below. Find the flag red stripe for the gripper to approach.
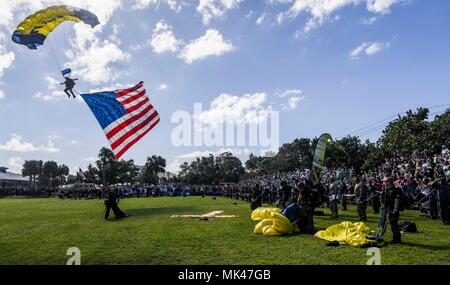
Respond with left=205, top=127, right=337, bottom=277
left=114, top=118, right=160, bottom=160
left=110, top=111, right=159, bottom=150
left=118, top=89, right=146, bottom=105
left=105, top=104, right=154, bottom=139
left=116, top=81, right=144, bottom=97
left=125, top=97, right=150, bottom=113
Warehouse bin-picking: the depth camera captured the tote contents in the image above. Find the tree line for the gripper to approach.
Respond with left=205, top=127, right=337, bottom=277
left=19, top=107, right=449, bottom=188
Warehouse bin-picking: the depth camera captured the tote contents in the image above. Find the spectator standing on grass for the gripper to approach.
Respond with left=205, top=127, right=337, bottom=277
left=380, top=177, right=402, bottom=244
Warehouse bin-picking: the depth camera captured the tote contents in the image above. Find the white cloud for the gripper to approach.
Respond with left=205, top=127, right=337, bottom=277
left=0, top=1, right=127, bottom=86
left=166, top=159, right=182, bottom=174
left=277, top=89, right=302, bottom=98
left=198, top=92, right=272, bottom=128
left=65, top=25, right=131, bottom=84
left=197, top=0, right=243, bottom=25
left=361, top=16, right=379, bottom=25
left=34, top=75, right=71, bottom=101
left=0, top=43, right=15, bottom=99
left=176, top=148, right=249, bottom=158
left=367, top=0, right=400, bottom=14
left=7, top=157, right=24, bottom=173
left=277, top=0, right=361, bottom=32
left=83, top=157, right=97, bottom=162
left=274, top=0, right=403, bottom=33
left=158, top=84, right=168, bottom=91
left=179, top=29, right=234, bottom=64
left=150, top=20, right=183, bottom=54
left=287, top=96, right=304, bottom=109
left=0, top=134, right=60, bottom=153
left=256, top=12, right=268, bottom=26
left=0, top=0, right=123, bottom=30
left=34, top=91, right=68, bottom=101
left=177, top=150, right=214, bottom=158
left=350, top=41, right=390, bottom=60
left=0, top=44, right=15, bottom=78
left=133, top=0, right=186, bottom=12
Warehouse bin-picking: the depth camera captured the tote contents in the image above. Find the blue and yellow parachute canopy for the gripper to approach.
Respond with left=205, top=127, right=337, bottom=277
left=12, top=5, right=100, bottom=50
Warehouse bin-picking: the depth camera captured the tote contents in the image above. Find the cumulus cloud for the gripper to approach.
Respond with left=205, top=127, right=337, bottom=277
left=367, top=0, right=401, bottom=14
left=197, top=0, right=243, bottom=25
left=350, top=41, right=390, bottom=60
left=176, top=148, right=250, bottom=159
left=165, top=159, right=182, bottom=174
left=65, top=25, right=131, bottom=84
left=256, top=12, right=268, bottom=26
left=272, top=0, right=402, bottom=33
left=0, top=45, right=15, bottom=78
left=277, top=89, right=302, bottom=98
left=0, top=0, right=123, bottom=30
left=0, top=134, right=60, bottom=153
left=0, top=43, right=15, bottom=99
left=0, top=1, right=128, bottom=86
left=34, top=75, right=69, bottom=101
left=150, top=20, right=183, bottom=54
left=7, top=157, right=23, bottom=172
left=133, top=0, right=186, bottom=12
left=198, top=92, right=272, bottom=128
left=179, top=29, right=234, bottom=64
left=287, top=96, right=304, bottom=109
left=158, top=84, right=168, bottom=91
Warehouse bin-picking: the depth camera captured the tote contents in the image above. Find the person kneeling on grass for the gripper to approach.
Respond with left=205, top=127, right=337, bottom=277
left=104, top=188, right=131, bottom=220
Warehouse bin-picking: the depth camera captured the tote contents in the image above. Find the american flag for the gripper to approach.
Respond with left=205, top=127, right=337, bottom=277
left=81, top=82, right=160, bottom=160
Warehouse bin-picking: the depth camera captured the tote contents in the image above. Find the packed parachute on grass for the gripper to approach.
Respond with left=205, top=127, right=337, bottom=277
left=314, top=221, right=377, bottom=247
left=251, top=207, right=297, bottom=236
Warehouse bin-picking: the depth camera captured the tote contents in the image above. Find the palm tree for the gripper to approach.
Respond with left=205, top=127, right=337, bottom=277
left=58, top=165, right=70, bottom=186
left=142, top=155, right=166, bottom=184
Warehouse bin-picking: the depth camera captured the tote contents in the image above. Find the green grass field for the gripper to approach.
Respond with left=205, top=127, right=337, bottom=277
left=0, top=197, right=448, bottom=265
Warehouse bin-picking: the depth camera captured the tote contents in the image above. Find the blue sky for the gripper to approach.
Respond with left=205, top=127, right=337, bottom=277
left=0, top=0, right=449, bottom=174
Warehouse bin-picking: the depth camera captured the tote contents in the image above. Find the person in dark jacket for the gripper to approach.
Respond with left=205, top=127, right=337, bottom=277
left=379, top=177, right=402, bottom=244
left=104, top=188, right=130, bottom=220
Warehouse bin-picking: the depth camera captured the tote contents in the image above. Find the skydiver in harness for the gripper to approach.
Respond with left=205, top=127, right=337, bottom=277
left=61, top=76, right=78, bottom=98
left=60, top=69, right=77, bottom=98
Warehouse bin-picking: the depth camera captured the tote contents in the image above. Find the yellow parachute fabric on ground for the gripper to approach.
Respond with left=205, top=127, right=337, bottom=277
left=252, top=207, right=296, bottom=236
left=314, top=221, right=375, bottom=247
left=251, top=207, right=281, bottom=221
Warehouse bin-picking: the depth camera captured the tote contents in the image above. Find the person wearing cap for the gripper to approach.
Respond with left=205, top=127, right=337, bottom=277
left=379, top=177, right=402, bottom=244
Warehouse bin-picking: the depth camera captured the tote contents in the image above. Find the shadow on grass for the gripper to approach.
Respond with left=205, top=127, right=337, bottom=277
left=400, top=241, right=450, bottom=251
left=126, top=206, right=200, bottom=217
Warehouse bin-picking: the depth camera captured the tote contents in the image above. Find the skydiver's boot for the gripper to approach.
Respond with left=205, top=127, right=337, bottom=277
left=64, top=89, right=71, bottom=98
left=70, top=89, right=76, bottom=98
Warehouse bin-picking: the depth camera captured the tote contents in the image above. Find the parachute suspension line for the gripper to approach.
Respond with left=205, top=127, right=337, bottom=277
left=41, top=46, right=61, bottom=72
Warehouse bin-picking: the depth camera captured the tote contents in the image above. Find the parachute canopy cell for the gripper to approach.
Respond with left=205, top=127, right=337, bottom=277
left=12, top=5, right=100, bottom=49
left=61, top=68, right=72, bottom=76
